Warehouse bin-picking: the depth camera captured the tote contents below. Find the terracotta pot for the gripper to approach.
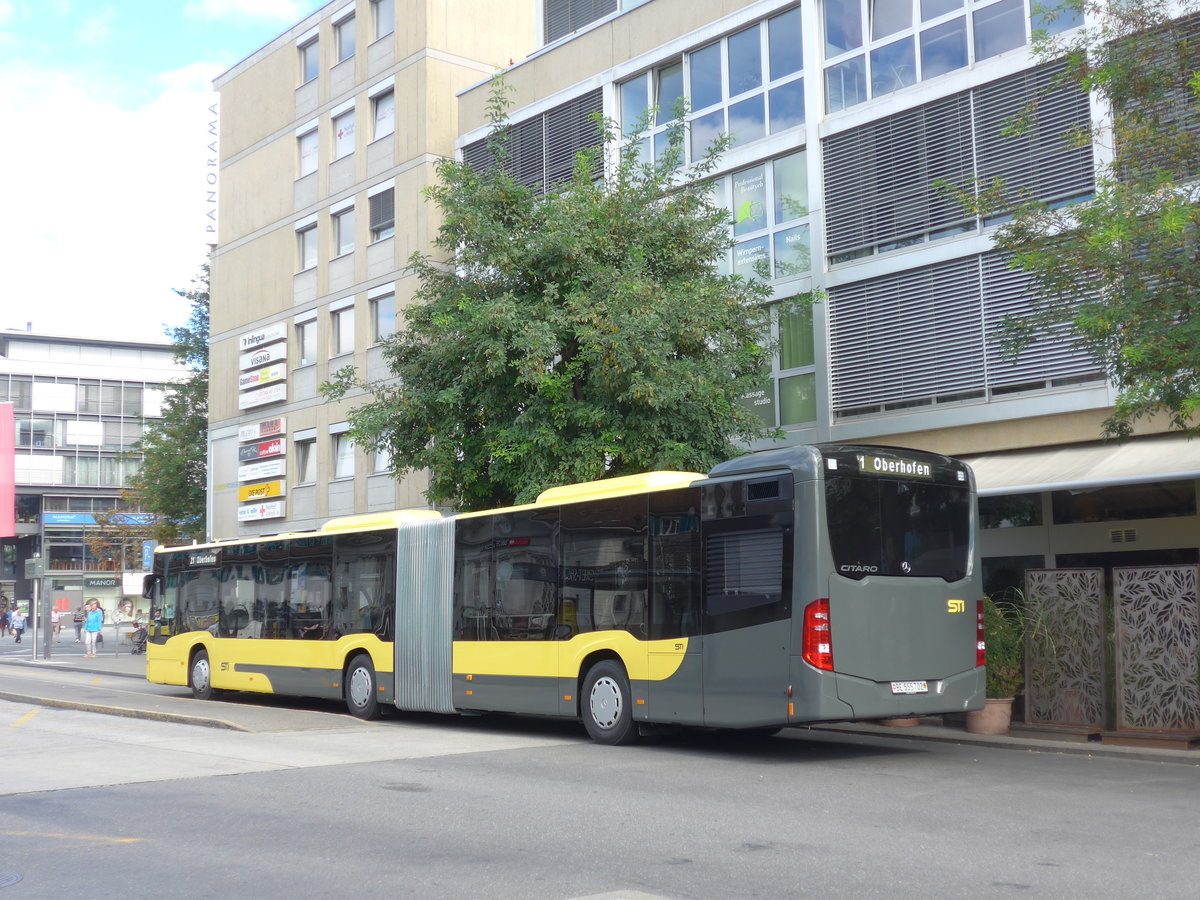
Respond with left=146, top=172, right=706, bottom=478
left=880, top=717, right=920, bottom=727
left=965, top=697, right=1014, bottom=735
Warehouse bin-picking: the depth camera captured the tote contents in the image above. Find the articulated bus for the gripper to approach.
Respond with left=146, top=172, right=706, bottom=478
left=144, top=444, right=985, bottom=744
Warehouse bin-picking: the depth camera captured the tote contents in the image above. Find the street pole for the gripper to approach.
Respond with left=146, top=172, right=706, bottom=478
left=39, top=573, right=51, bottom=660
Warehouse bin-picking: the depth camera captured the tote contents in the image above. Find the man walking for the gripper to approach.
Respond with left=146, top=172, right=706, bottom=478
left=10, top=605, right=27, bottom=643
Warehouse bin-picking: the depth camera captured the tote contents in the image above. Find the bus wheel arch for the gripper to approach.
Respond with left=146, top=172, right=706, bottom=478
left=189, top=647, right=216, bottom=701
left=580, top=657, right=637, bottom=746
left=345, top=652, right=381, bottom=720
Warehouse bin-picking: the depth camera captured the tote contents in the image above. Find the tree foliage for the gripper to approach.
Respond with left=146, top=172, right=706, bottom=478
left=324, top=79, right=794, bottom=510
left=126, top=264, right=209, bottom=543
left=994, top=1, right=1200, bottom=436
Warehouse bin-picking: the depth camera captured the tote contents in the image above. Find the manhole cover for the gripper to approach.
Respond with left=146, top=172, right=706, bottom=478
left=0, top=873, right=22, bottom=888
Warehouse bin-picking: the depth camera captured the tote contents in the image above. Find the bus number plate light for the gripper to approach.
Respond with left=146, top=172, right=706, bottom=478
left=890, top=681, right=928, bottom=695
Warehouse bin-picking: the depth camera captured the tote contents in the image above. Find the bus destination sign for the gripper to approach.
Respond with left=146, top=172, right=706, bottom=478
left=858, top=453, right=933, bottom=479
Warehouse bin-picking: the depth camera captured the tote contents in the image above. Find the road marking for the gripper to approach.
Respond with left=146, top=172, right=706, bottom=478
left=8, top=710, right=40, bottom=728
left=91, top=677, right=103, bottom=685
left=3, top=831, right=144, bottom=844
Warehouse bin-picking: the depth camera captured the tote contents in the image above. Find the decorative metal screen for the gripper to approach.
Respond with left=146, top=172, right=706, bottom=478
left=1024, top=568, right=1106, bottom=729
left=1114, top=565, right=1200, bottom=734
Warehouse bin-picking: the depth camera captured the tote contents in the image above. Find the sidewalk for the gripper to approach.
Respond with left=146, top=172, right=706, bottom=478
left=2, top=646, right=1199, bottom=761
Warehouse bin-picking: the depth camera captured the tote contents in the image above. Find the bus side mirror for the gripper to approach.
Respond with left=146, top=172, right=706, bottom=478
left=142, top=574, right=160, bottom=600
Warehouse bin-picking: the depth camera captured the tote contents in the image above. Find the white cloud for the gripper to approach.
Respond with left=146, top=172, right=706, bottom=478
left=0, top=60, right=221, bottom=341
left=183, top=0, right=316, bottom=22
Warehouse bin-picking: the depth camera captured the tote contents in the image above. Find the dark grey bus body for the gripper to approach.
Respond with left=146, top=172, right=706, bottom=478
left=389, top=443, right=984, bottom=730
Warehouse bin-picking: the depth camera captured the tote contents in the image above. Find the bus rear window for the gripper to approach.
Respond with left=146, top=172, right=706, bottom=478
left=825, top=476, right=970, bottom=581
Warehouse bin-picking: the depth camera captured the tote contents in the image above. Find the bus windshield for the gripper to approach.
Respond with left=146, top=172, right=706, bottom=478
left=825, top=475, right=970, bottom=581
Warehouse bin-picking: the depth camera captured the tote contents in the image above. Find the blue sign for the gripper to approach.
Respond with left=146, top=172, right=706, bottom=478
left=142, top=540, right=156, bottom=572
left=43, top=513, right=95, bottom=525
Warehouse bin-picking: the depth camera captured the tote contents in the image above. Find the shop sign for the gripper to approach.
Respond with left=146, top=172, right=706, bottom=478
left=239, top=322, right=287, bottom=351
left=238, top=459, right=286, bottom=482
left=239, top=382, right=288, bottom=410
left=238, top=439, right=285, bottom=462
left=238, top=500, right=286, bottom=522
left=239, top=342, right=287, bottom=370
left=83, top=575, right=120, bottom=590
left=238, top=480, right=286, bottom=502
left=238, top=364, right=287, bottom=391
left=238, top=417, right=287, bottom=443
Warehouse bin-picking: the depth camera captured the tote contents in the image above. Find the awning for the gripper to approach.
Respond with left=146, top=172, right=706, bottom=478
left=961, top=434, right=1200, bottom=496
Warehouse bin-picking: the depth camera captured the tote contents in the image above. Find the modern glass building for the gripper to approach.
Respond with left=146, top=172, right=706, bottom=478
left=0, top=329, right=184, bottom=613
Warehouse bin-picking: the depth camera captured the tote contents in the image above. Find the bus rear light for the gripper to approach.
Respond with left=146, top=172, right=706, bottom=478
left=802, top=598, right=834, bottom=671
left=976, top=599, right=986, bottom=668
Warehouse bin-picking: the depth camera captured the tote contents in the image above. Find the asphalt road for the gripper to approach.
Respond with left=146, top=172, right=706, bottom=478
left=3, top=683, right=1199, bottom=899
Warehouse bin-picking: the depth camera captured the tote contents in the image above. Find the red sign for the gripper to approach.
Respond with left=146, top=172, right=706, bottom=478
left=238, top=439, right=285, bottom=462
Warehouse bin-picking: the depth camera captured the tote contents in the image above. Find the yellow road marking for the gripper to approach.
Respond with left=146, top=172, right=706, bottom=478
left=91, top=677, right=103, bottom=685
left=3, top=832, right=144, bottom=844
left=9, top=710, right=40, bottom=727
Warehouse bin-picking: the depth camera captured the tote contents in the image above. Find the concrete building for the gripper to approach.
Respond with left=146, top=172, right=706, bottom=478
left=453, top=0, right=1200, bottom=594
left=207, top=0, right=538, bottom=538
left=0, top=329, right=184, bottom=615
left=208, top=0, right=1200, bottom=585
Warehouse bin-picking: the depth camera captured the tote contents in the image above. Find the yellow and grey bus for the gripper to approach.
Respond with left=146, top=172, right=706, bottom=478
left=144, top=444, right=985, bottom=743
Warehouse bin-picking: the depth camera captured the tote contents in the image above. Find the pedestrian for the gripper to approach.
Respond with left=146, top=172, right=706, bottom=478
left=73, top=606, right=85, bottom=643
left=83, top=599, right=104, bottom=658
left=0, top=607, right=8, bottom=637
left=10, top=605, right=27, bottom=643
left=50, top=609, right=62, bottom=642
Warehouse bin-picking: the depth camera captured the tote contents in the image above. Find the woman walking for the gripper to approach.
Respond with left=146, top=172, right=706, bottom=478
left=83, top=599, right=104, bottom=658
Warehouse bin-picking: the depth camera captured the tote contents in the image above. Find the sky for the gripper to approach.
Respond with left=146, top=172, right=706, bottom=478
left=0, top=0, right=325, bottom=343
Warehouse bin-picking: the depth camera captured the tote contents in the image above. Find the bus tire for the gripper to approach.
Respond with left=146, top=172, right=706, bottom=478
left=345, top=654, right=381, bottom=720
left=582, top=660, right=637, bottom=745
left=190, top=649, right=215, bottom=701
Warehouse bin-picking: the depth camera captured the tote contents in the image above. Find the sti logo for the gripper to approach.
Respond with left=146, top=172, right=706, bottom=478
left=947, top=599, right=966, bottom=614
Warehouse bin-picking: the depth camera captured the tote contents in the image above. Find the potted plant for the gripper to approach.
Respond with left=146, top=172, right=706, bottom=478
left=966, top=595, right=1025, bottom=735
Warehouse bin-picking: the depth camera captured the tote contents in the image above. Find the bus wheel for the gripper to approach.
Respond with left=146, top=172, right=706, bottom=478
left=345, top=654, right=381, bottom=720
left=582, top=661, right=637, bottom=745
left=190, top=649, right=214, bottom=701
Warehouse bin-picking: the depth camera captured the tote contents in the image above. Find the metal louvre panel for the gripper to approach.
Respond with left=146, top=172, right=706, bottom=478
left=544, top=90, right=603, bottom=187
left=824, top=92, right=973, bottom=256
left=544, top=0, right=617, bottom=43
left=829, top=256, right=985, bottom=410
left=461, top=138, right=493, bottom=175
left=981, top=252, right=1102, bottom=387
left=393, top=517, right=456, bottom=713
left=509, top=116, right=547, bottom=192
left=368, top=189, right=393, bottom=232
left=464, top=91, right=603, bottom=194
left=974, top=62, right=1095, bottom=206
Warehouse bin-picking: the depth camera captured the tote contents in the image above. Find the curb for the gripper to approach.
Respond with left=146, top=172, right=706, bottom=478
left=804, top=723, right=1200, bottom=766
left=0, top=691, right=252, bottom=732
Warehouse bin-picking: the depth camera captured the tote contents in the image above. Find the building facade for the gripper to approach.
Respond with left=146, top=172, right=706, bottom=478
left=453, top=0, right=1200, bottom=592
left=209, top=0, right=1200, bottom=587
left=207, top=0, right=538, bottom=538
left=0, top=330, right=183, bottom=615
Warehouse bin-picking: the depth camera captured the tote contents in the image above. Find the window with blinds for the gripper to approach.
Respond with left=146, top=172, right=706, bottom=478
left=824, top=62, right=1094, bottom=260
left=544, top=0, right=618, bottom=44
left=461, top=90, right=603, bottom=194
left=828, top=252, right=1102, bottom=416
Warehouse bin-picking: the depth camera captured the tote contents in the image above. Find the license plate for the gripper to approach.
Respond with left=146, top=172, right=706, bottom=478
left=890, top=680, right=928, bottom=695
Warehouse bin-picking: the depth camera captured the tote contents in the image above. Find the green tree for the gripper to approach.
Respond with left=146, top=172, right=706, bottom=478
left=992, top=1, right=1200, bottom=436
left=127, top=264, right=209, bottom=543
left=324, top=80, right=795, bottom=510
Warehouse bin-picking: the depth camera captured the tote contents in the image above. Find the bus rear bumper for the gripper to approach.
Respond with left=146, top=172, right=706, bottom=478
left=831, top=665, right=985, bottom=720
